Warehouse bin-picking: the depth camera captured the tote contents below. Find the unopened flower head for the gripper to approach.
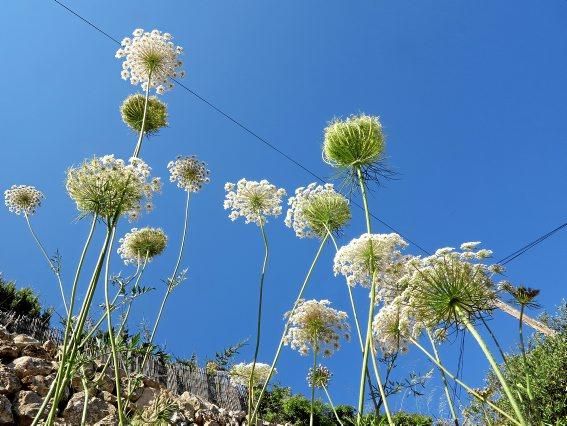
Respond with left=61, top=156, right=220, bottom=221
left=285, top=183, right=351, bottom=238
left=307, top=365, right=332, bottom=388
left=229, top=362, right=275, bottom=387
left=334, top=233, right=408, bottom=290
left=116, top=28, right=185, bottom=94
left=121, top=94, right=168, bottom=134
left=4, top=185, right=44, bottom=216
left=117, top=227, right=167, bottom=265
left=224, top=179, right=286, bottom=225
left=66, top=155, right=161, bottom=222
left=167, top=156, right=210, bottom=193
left=406, top=243, right=497, bottom=329
left=372, top=296, right=420, bottom=355
left=283, top=299, right=350, bottom=357
left=323, top=114, right=385, bottom=170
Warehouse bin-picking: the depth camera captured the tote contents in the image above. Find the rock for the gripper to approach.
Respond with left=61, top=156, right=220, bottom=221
left=142, top=375, right=161, bottom=389
left=0, top=345, right=20, bottom=359
left=99, top=390, right=116, bottom=404
left=133, top=387, right=160, bottom=410
left=13, top=390, right=43, bottom=426
left=21, top=344, right=50, bottom=360
left=204, top=421, right=220, bottom=426
left=10, top=356, right=54, bottom=378
left=63, top=392, right=116, bottom=425
left=170, top=410, right=187, bottom=424
left=0, top=366, right=21, bottom=395
left=93, top=370, right=114, bottom=394
left=0, top=326, right=12, bottom=343
left=42, top=340, right=58, bottom=357
left=93, top=413, right=119, bottom=425
left=13, top=335, right=41, bottom=349
left=0, top=394, right=14, bottom=424
left=21, top=374, right=54, bottom=396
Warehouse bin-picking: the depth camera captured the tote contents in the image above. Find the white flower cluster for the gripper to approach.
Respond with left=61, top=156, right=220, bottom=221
left=117, top=227, right=168, bottom=265
left=283, top=299, right=350, bottom=357
left=285, top=183, right=343, bottom=238
left=4, top=185, right=44, bottom=216
left=115, top=28, right=185, bottom=94
left=224, top=179, right=286, bottom=225
left=307, top=364, right=332, bottom=388
left=167, top=156, right=210, bottom=193
left=333, top=233, right=408, bottom=289
left=229, top=362, right=274, bottom=387
left=66, top=155, right=161, bottom=221
left=372, top=294, right=421, bottom=355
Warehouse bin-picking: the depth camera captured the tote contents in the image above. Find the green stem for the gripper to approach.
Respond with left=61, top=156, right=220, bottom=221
left=24, top=213, right=69, bottom=316
left=133, top=70, right=153, bottom=158
left=323, top=385, right=344, bottom=426
left=103, top=226, right=125, bottom=425
left=251, top=234, right=329, bottom=421
left=408, top=336, right=520, bottom=425
left=141, top=191, right=191, bottom=370
left=426, top=330, right=459, bottom=426
left=80, top=377, right=89, bottom=426
left=310, top=349, right=318, bottom=426
left=455, top=307, right=527, bottom=426
left=355, top=166, right=393, bottom=426
left=248, top=220, right=269, bottom=423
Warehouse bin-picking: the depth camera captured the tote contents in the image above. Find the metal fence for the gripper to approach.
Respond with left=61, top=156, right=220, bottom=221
left=0, top=311, right=247, bottom=411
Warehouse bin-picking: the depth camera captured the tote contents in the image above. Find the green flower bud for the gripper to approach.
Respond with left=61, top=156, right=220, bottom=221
left=121, top=94, right=168, bottom=134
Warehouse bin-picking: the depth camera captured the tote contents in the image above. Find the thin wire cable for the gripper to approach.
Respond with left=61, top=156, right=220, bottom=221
left=50, top=0, right=432, bottom=255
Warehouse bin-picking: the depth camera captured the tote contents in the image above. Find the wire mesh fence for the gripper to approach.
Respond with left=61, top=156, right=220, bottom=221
left=0, top=310, right=247, bottom=411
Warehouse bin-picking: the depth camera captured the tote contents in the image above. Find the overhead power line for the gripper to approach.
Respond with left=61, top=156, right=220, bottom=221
left=49, top=0, right=566, bottom=264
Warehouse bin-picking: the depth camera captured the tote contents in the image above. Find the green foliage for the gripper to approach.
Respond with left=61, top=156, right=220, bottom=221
left=0, top=275, right=51, bottom=321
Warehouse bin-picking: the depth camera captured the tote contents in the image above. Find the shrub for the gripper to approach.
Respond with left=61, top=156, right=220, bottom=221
left=0, top=275, right=51, bottom=321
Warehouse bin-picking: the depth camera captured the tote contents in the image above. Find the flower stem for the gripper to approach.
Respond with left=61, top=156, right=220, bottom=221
left=80, top=377, right=89, bottom=426
left=248, top=220, right=269, bottom=423
left=103, top=226, right=125, bottom=425
left=408, top=336, right=520, bottom=425
left=455, top=307, right=527, bottom=426
left=133, top=70, right=153, bottom=158
left=251, top=234, right=329, bottom=422
left=310, top=349, right=318, bottom=426
left=24, top=213, right=69, bottom=316
left=355, top=166, right=393, bottom=426
left=323, top=385, right=344, bottom=426
left=426, top=330, right=459, bottom=426
left=141, top=191, right=191, bottom=370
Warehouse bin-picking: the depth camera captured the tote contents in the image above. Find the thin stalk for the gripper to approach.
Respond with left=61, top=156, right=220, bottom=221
left=323, top=385, right=344, bottom=426
left=480, top=317, right=508, bottom=366
left=141, top=191, right=191, bottom=369
left=455, top=307, right=527, bottom=426
left=426, top=330, right=459, bottom=426
left=494, top=299, right=555, bottom=336
left=310, top=349, right=318, bottom=426
left=248, top=220, right=269, bottom=423
left=355, top=166, right=393, bottom=426
left=24, top=213, right=69, bottom=316
left=132, top=70, right=153, bottom=158
left=80, top=377, right=89, bottom=426
left=251, top=234, right=329, bottom=421
left=408, top=336, right=520, bottom=425
left=103, top=226, right=125, bottom=425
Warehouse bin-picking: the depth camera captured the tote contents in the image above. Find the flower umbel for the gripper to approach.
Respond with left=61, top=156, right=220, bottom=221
left=372, top=297, right=420, bottom=355
left=224, top=179, right=286, bottom=225
left=117, top=227, right=168, bottom=265
left=116, top=28, right=185, bottom=94
left=167, top=156, right=210, bottom=193
left=285, top=183, right=351, bottom=238
left=230, top=362, right=275, bottom=387
left=307, top=364, right=332, bottom=388
left=4, top=185, right=44, bottom=216
left=283, top=299, right=350, bottom=357
left=121, top=94, right=168, bottom=134
left=66, top=155, right=161, bottom=222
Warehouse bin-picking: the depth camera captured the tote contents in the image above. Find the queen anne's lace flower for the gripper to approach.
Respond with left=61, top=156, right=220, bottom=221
left=121, top=94, right=168, bottom=134
left=167, top=156, right=210, bottom=192
left=117, top=227, right=167, bottom=265
left=66, top=155, right=161, bottom=221
left=283, top=299, right=350, bottom=357
left=224, top=179, right=286, bottom=225
left=116, top=28, right=185, bottom=94
left=285, top=183, right=350, bottom=238
left=230, top=362, right=274, bottom=387
left=307, top=364, right=332, bottom=388
left=4, top=185, right=44, bottom=216
left=333, top=233, right=408, bottom=290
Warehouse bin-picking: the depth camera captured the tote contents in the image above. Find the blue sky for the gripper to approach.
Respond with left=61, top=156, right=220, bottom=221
left=1, top=0, right=566, bottom=419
